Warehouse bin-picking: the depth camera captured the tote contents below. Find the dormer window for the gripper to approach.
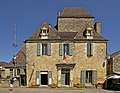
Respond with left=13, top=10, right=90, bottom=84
left=40, top=27, right=49, bottom=39
left=85, top=27, right=93, bottom=39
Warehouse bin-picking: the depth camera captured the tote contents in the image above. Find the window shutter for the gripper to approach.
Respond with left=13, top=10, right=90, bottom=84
left=92, top=70, right=97, bottom=84
left=87, top=43, right=90, bottom=57
left=47, top=43, right=51, bottom=56
left=48, top=71, right=52, bottom=85
left=37, top=43, right=40, bottom=56
left=59, top=43, right=63, bottom=56
left=69, top=43, right=73, bottom=56
left=14, top=69, right=16, bottom=76
left=36, top=71, right=40, bottom=85
left=81, top=70, right=86, bottom=84
left=39, top=72, right=41, bottom=85
left=90, top=43, right=93, bottom=56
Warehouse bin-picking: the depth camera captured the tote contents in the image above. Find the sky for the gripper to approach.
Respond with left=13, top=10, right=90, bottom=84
left=0, top=0, right=120, bottom=62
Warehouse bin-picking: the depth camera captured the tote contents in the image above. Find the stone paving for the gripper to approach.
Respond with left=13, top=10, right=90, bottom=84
left=0, top=88, right=120, bottom=93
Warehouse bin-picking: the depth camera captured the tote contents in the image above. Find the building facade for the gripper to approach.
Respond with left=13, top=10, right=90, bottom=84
left=25, top=8, right=108, bottom=87
left=107, top=51, right=120, bottom=75
left=4, top=44, right=26, bottom=86
left=0, top=62, right=8, bottom=79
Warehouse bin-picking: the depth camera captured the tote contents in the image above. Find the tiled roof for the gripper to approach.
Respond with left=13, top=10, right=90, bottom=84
left=59, top=8, right=94, bottom=18
left=28, top=22, right=59, bottom=40
left=75, top=23, right=106, bottom=40
left=110, top=50, right=120, bottom=58
left=9, top=44, right=26, bottom=66
left=25, top=22, right=107, bottom=41
left=0, top=62, right=8, bottom=66
left=57, top=32, right=78, bottom=39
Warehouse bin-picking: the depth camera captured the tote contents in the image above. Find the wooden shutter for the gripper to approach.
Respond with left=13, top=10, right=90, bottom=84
left=48, top=71, right=52, bottom=85
left=81, top=70, right=86, bottom=84
left=37, top=43, right=40, bottom=56
left=92, top=70, right=97, bottom=84
left=87, top=43, right=90, bottom=57
left=61, top=73, right=65, bottom=85
left=14, top=69, right=16, bottom=76
left=36, top=71, right=40, bottom=85
left=90, top=43, right=93, bottom=56
left=59, top=43, right=63, bottom=56
left=69, top=43, right=73, bottom=56
left=47, top=43, right=51, bottom=56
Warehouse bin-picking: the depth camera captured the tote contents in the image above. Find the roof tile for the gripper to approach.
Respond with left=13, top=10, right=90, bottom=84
left=60, top=8, right=94, bottom=18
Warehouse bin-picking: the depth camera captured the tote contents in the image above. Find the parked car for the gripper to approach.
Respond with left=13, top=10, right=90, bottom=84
left=103, top=75, right=120, bottom=90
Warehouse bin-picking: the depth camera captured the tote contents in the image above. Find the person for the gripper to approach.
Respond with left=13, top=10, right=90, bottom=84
left=9, top=78, right=15, bottom=91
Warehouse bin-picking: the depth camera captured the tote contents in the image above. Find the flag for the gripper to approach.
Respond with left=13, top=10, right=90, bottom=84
left=63, top=52, right=67, bottom=60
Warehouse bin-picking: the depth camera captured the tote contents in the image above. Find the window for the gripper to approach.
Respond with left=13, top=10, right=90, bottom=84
left=81, top=70, right=97, bottom=84
left=43, top=30, right=46, bottom=33
left=40, top=27, right=49, bottom=39
left=86, top=71, right=92, bottom=83
left=59, top=43, right=73, bottom=56
left=37, top=43, right=51, bottom=56
left=42, top=44, right=47, bottom=55
left=40, top=29, right=47, bottom=35
left=63, top=44, right=69, bottom=55
left=85, top=27, right=93, bottom=39
left=10, top=69, right=13, bottom=77
left=17, top=69, right=20, bottom=75
left=87, top=43, right=93, bottom=57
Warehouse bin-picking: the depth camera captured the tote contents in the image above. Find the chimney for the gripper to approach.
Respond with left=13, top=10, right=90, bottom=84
left=58, top=10, right=61, bottom=17
left=94, top=22, right=101, bottom=34
left=48, top=24, right=52, bottom=28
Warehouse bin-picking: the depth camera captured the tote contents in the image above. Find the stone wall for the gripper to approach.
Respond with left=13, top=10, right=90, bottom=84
left=26, top=41, right=107, bottom=86
left=5, top=69, right=10, bottom=78
left=113, top=54, right=120, bottom=73
left=58, top=18, right=94, bottom=32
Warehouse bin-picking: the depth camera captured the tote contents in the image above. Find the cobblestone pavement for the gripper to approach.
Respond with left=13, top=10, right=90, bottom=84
left=0, top=88, right=120, bottom=93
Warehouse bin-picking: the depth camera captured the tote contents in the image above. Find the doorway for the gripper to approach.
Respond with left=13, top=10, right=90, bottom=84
left=86, top=70, right=92, bottom=83
left=61, top=68, right=70, bottom=85
left=41, top=72, right=48, bottom=85
left=20, top=75, right=26, bottom=86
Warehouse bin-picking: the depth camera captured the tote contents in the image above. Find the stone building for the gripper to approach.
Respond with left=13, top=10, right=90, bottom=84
left=25, top=8, right=108, bottom=87
left=107, top=50, right=120, bottom=75
left=0, top=62, right=8, bottom=79
left=4, top=44, right=26, bottom=86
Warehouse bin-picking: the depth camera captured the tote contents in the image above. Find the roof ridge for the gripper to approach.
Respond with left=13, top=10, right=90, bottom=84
left=60, top=7, right=94, bottom=18
left=110, top=50, right=120, bottom=57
